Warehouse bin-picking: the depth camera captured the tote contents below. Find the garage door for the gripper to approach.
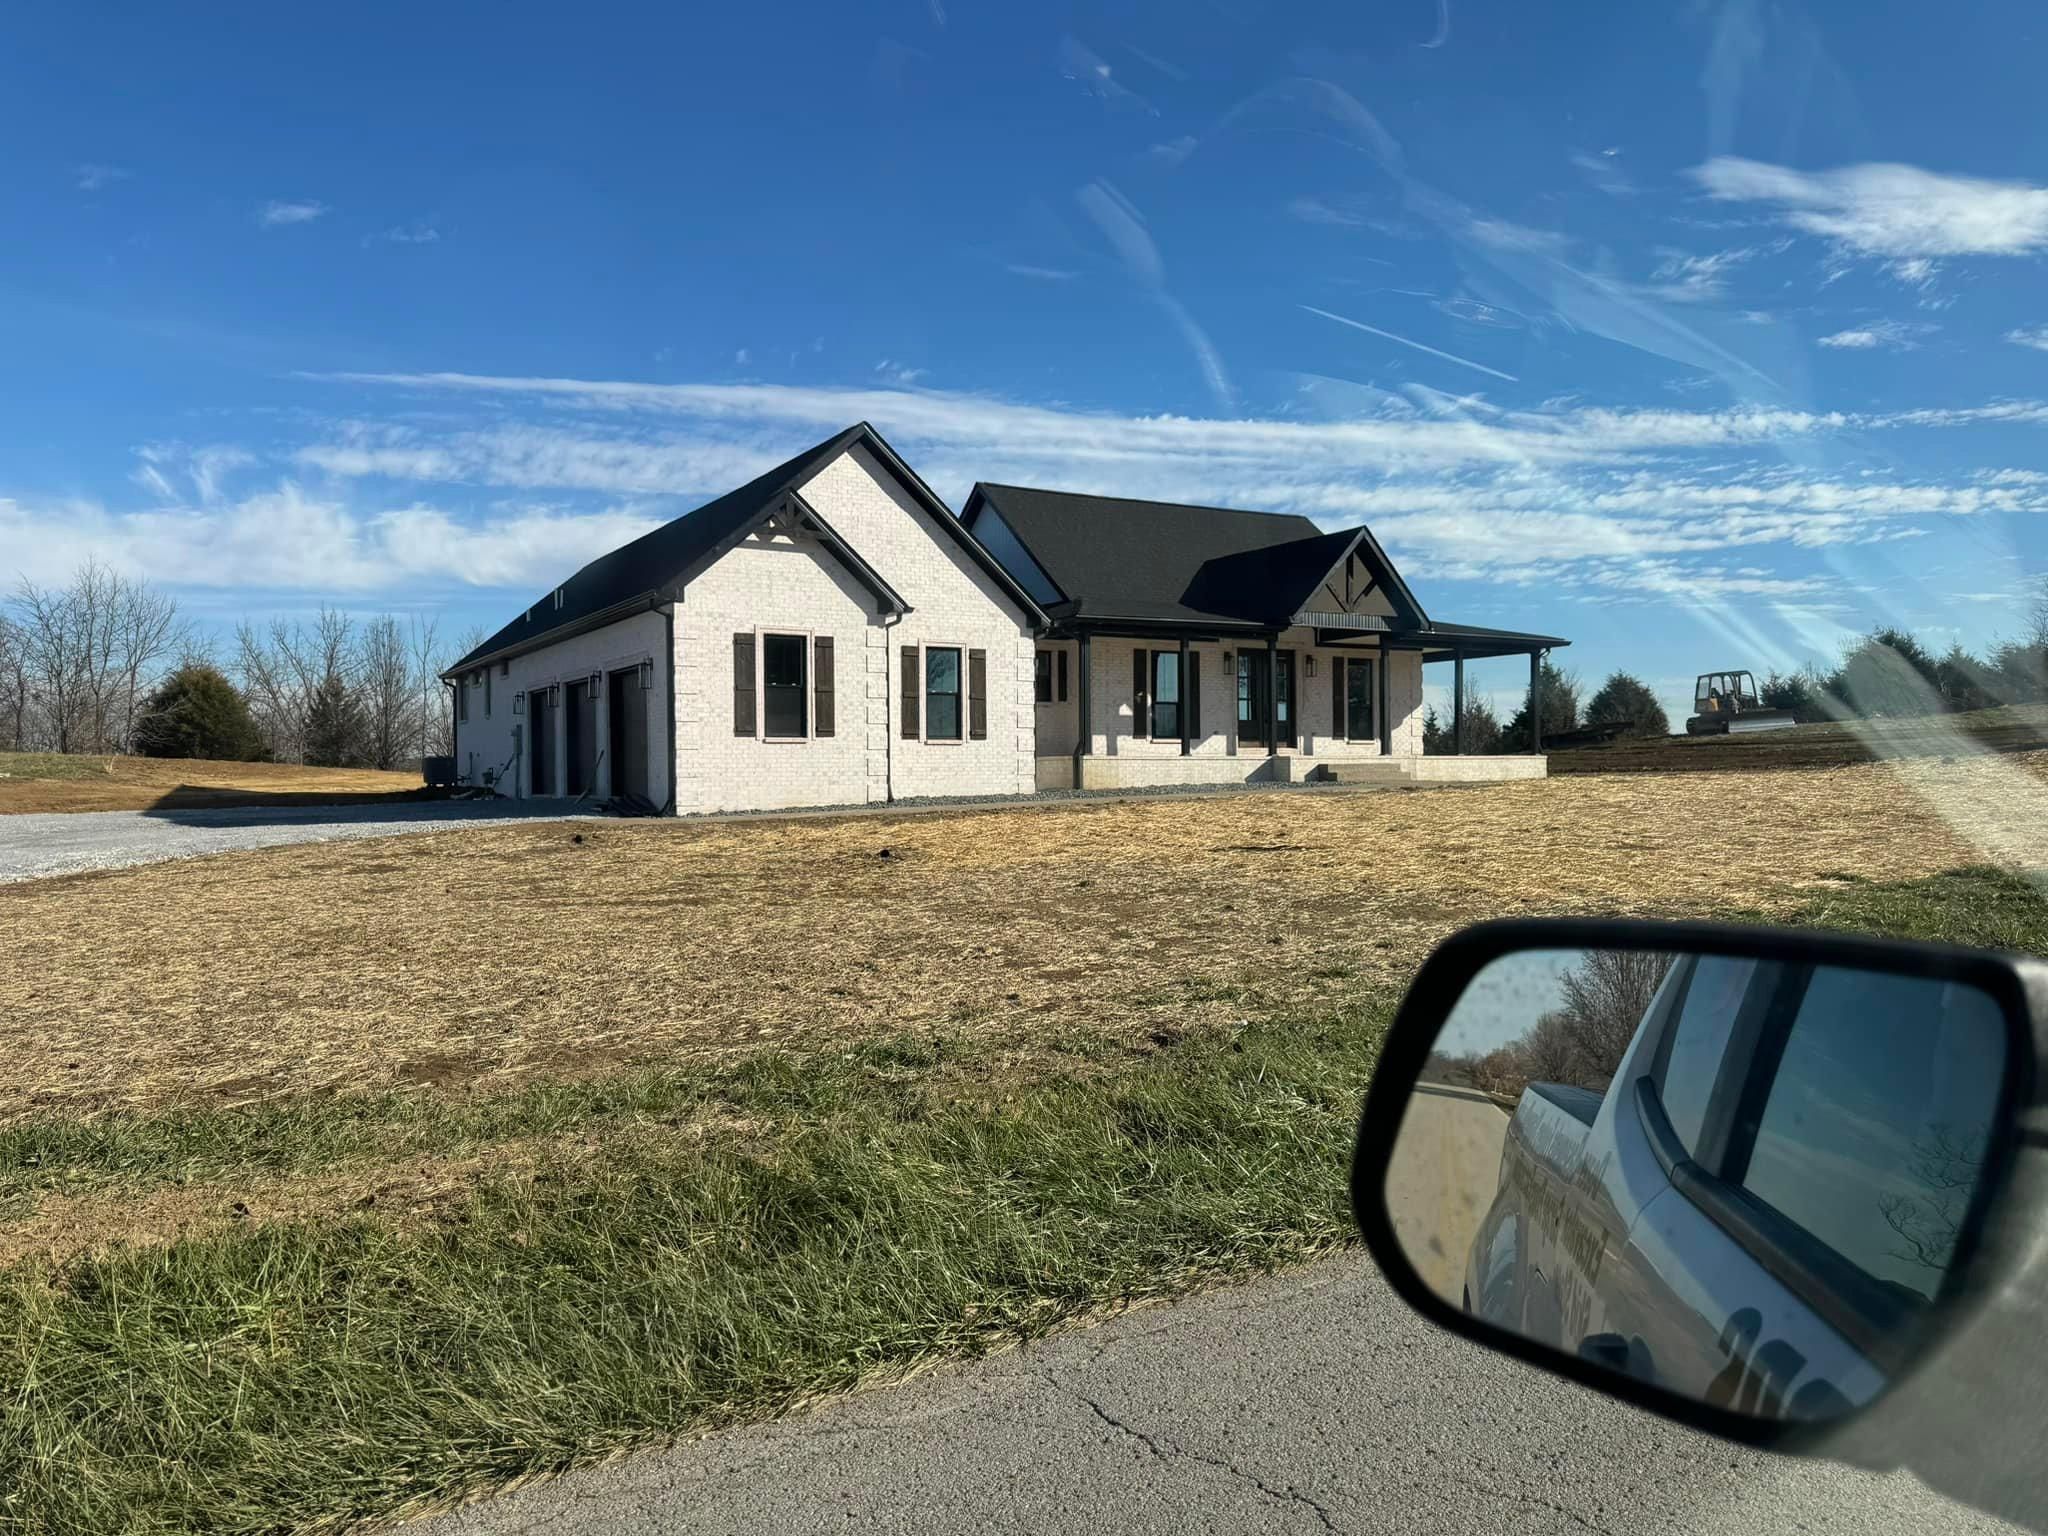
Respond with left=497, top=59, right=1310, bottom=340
left=609, top=666, right=650, bottom=802
left=566, top=679, right=598, bottom=796
left=529, top=687, right=555, bottom=796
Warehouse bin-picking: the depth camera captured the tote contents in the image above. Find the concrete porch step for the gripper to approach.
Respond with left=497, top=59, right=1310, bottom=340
left=1309, top=761, right=1419, bottom=787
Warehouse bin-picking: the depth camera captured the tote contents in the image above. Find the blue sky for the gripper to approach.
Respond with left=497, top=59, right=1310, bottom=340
left=6, top=1, right=2048, bottom=725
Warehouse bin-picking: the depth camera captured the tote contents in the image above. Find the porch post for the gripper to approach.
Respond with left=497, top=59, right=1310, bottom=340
left=1264, top=635, right=1278, bottom=758
left=1453, top=651, right=1466, bottom=755
left=1529, top=648, right=1543, bottom=754
left=1178, top=634, right=1191, bottom=756
left=1074, top=632, right=1093, bottom=790
left=1378, top=644, right=1391, bottom=755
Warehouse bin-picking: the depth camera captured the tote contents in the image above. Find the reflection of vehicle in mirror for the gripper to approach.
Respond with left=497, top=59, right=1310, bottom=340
left=1371, top=927, right=2019, bottom=1427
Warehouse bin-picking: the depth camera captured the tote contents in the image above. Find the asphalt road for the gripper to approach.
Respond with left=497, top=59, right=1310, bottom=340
left=0, top=801, right=587, bottom=883
left=407, top=1250, right=2018, bottom=1536
left=1382, top=1085, right=1512, bottom=1305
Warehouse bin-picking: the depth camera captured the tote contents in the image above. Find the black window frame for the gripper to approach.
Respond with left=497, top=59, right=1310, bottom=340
left=924, top=644, right=964, bottom=742
left=760, top=631, right=809, bottom=741
left=1035, top=649, right=1053, bottom=705
left=1056, top=649, right=1068, bottom=703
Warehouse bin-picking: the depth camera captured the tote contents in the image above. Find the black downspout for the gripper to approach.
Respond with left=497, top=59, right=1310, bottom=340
left=662, top=605, right=678, bottom=814
left=1073, top=631, right=1092, bottom=790
left=1264, top=635, right=1278, bottom=759
left=1453, top=652, right=1466, bottom=755
left=883, top=612, right=900, bottom=803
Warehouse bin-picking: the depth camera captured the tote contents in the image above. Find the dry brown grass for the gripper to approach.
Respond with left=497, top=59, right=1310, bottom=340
left=4, top=752, right=2046, bottom=1125
left=0, top=751, right=426, bottom=814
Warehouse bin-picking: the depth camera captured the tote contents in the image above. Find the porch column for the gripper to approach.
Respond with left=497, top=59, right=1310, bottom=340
left=1074, top=632, right=1093, bottom=790
left=1453, top=652, right=1466, bottom=755
left=1178, top=635, right=1191, bottom=755
left=1378, top=645, right=1392, bottom=755
left=1264, top=635, right=1278, bottom=758
left=1529, top=648, right=1543, bottom=754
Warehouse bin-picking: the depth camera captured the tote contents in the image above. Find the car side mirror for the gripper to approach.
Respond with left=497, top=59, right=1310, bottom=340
left=1348, top=917, right=2047, bottom=1448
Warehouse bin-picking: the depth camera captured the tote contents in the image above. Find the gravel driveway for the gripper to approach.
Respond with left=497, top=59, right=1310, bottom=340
left=0, top=801, right=588, bottom=884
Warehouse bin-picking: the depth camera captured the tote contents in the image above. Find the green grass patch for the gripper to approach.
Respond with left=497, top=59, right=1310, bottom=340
left=0, top=1005, right=1390, bottom=1534
left=0, top=751, right=113, bottom=783
left=1772, top=865, right=2048, bottom=955
left=7, top=863, right=2046, bottom=1534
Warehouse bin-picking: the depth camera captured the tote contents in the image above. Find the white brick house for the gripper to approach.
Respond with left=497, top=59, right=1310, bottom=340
left=444, top=423, right=1565, bottom=811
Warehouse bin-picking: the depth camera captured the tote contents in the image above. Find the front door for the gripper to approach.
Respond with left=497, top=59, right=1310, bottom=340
left=1237, top=650, right=1296, bottom=747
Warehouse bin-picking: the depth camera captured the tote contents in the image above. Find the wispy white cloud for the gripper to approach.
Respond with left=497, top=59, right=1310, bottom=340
left=1644, top=245, right=1763, bottom=302
left=75, top=163, right=130, bottom=192
left=258, top=199, right=329, bottom=228
left=1143, top=135, right=1197, bottom=169
left=1005, top=263, right=1078, bottom=281
left=16, top=371, right=2048, bottom=614
left=1288, top=196, right=1368, bottom=228
left=1570, top=148, right=1635, bottom=198
left=1691, top=157, right=2048, bottom=258
left=368, top=222, right=440, bottom=245
left=873, top=359, right=927, bottom=386
left=133, top=443, right=257, bottom=504
left=1817, top=319, right=1928, bottom=351
left=0, top=483, right=662, bottom=594
left=2006, top=327, right=2048, bottom=353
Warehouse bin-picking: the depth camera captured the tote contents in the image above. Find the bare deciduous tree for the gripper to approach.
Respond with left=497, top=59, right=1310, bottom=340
left=1554, top=950, right=1675, bottom=1090
left=358, top=614, right=415, bottom=770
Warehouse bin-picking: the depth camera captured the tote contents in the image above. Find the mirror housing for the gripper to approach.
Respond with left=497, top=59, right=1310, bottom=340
left=1350, top=916, right=2048, bottom=1452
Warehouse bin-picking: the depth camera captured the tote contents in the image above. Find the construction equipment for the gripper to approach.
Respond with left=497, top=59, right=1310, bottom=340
left=1685, top=670, right=1798, bottom=736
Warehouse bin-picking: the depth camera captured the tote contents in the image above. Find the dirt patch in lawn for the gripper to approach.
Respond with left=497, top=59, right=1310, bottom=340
left=0, top=750, right=430, bottom=814
left=3, top=752, right=2046, bottom=1123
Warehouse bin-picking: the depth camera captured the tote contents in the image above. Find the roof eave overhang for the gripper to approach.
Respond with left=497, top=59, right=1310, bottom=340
left=440, top=589, right=672, bottom=680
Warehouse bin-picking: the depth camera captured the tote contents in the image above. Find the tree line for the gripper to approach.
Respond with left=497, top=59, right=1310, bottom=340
left=1421, top=583, right=2048, bottom=752
left=1430, top=950, right=1677, bottom=1102
left=1, top=561, right=486, bottom=768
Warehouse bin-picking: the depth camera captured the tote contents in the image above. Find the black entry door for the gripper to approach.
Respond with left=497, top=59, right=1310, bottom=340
left=608, top=667, right=650, bottom=801
left=1237, top=650, right=1296, bottom=747
left=529, top=688, right=555, bottom=795
left=565, top=679, right=598, bottom=796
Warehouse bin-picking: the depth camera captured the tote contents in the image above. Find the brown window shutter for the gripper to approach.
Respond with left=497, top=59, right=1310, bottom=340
left=1332, top=655, right=1345, bottom=740
left=732, top=633, right=756, bottom=736
left=1056, top=649, right=1068, bottom=703
left=813, top=636, right=835, bottom=737
left=1133, top=648, right=1148, bottom=737
left=968, top=649, right=988, bottom=739
left=900, top=645, right=919, bottom=739
left=1188, top=650, right=1200, bottom=738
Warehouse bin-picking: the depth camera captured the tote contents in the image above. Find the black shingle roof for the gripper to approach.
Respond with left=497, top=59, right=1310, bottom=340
left=446, top=423, right=1042, bottom=676
left=964, top=484, right=1427, bottom=630
left=448, top=426, right=864, bottom=674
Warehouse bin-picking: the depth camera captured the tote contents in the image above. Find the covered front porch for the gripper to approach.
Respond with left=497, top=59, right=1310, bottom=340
left=1032, top=611, right=1568, bottom=792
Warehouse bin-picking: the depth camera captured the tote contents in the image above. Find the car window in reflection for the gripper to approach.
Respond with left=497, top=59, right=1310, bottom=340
left=1741, top=970, right=2006, bottom=1303
left=1659, top=957, right=1759, bottom=1153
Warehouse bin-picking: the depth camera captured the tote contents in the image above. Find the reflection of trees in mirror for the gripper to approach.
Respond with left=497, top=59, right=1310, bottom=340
left=1435, top=951, right=1675, bottom=1102
left=1879, top=1122, right=1986, bottom=1279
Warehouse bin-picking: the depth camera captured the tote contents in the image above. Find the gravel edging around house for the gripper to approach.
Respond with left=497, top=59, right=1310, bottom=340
left=666, top=773, right=1452, bottom=826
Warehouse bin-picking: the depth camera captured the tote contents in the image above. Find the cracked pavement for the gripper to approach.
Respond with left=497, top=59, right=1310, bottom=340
left=401, top=1251, right=2019, bottom=1535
